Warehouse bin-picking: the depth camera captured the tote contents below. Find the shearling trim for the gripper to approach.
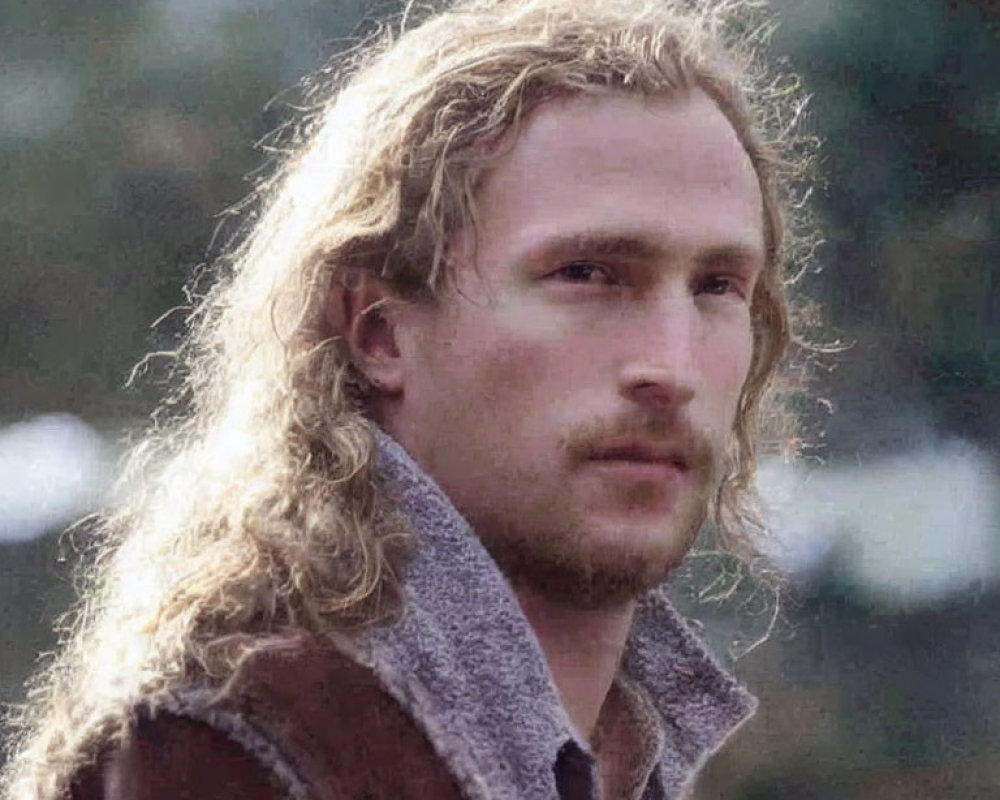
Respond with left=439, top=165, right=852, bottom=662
left=675, top=704, right=756, bottom=800
left=626, top=590, right=757, bottom=797
left=368, top=427, right=757, bottom=800
left=366, top=430, right=587, bottom=800
left=153, top=686, right=312, bottom=800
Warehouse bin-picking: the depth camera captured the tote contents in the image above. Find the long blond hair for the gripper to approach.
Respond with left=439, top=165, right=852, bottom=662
left=2, top=1, right=815, bottom=796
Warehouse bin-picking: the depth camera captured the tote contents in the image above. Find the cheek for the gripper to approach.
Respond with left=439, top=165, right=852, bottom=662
left=427, top=314, right=553, bottom=423
left=700, top=327, right=754, bottom=417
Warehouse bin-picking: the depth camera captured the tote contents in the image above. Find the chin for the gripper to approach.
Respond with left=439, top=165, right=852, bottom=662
left=483, top=522, right=690, bottom=610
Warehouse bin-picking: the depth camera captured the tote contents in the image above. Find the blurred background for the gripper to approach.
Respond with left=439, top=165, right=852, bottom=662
left=1, top=0, right=998, bottom=797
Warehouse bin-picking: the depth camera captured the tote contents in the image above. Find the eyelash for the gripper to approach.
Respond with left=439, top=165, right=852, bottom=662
left=551, top=261, right=618, bottom=284
left=697, top=275, right=743, bottom=297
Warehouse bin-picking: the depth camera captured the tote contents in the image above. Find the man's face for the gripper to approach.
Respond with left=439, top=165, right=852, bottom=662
left=388, top=90, right=764, bottom=607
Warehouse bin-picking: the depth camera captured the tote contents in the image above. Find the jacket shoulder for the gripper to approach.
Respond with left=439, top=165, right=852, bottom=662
left=72, top=634, right=462, bottom=800
left=71, top=710, right=286, bottom=800
left=214, top=635, right=463, bottom=800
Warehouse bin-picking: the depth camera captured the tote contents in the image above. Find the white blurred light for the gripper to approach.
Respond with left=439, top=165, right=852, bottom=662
left=0, top=414, right=111, bottom=543
left=759, top=439, right=1000, bottom=604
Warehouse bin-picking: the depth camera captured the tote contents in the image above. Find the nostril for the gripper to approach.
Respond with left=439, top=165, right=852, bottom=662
left=619, top=367, right=696, bottom=408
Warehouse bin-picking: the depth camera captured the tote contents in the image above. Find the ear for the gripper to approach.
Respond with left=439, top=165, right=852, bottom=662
left=325, top=268, right=405, bottom=395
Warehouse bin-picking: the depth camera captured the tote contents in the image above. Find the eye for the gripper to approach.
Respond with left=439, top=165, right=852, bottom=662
left=550, top=261, right=617, bottom=285
left=697, top=274, right=745, bottom=298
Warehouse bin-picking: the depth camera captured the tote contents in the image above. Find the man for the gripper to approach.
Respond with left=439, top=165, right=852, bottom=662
left=1, top=1, right=811, bottom=798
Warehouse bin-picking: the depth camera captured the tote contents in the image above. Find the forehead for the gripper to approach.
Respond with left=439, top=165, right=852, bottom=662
left=463, top=90, right=764, bottom=272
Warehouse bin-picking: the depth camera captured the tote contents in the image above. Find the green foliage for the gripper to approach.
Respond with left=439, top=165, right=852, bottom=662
left=772, top=0, right=1000, bottom=422
left=0, top=0, right=369, bottom=420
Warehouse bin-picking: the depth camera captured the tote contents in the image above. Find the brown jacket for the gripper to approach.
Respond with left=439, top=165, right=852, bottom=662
left=72, top=637, right=464, bottom=800
left=68, top=431, right=755, bottom=800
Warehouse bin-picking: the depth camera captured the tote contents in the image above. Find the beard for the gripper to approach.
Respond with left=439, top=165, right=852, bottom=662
left=480, top=520, right=691, bottom=610
left=473, top=414, right=722, bottom=610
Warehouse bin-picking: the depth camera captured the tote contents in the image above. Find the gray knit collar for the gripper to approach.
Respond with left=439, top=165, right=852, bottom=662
left=357, top=429, right=756, bottom=800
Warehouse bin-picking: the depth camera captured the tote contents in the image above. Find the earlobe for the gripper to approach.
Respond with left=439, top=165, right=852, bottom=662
left=325, top=269, right=405, bottom=395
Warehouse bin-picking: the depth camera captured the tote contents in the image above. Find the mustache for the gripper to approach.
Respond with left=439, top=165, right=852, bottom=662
left=558, top=413, right=717, bottom=472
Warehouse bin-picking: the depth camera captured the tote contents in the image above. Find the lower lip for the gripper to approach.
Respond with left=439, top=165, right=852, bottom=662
left=587, top=459, right=685, bottom=482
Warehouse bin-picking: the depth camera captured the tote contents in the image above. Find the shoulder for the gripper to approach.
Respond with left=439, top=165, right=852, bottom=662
left=71, top=709, right=287, bottom=800
left=217, top=635, right=462, bottom=797
left=71, top=633, right=461, bottom=800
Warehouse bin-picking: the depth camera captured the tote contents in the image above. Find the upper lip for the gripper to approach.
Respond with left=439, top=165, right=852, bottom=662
left=591, top=442, right=688, bottom=469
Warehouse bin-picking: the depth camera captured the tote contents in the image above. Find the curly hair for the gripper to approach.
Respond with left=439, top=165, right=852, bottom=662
left=1, top=1, right=815, bottom=797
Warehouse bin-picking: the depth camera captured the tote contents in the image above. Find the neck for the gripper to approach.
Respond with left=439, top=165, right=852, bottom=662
left=515, top=587, right=636, bottom=742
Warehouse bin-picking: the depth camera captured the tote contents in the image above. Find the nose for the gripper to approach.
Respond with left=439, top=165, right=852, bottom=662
left=617, top=297, right=698, bottom=410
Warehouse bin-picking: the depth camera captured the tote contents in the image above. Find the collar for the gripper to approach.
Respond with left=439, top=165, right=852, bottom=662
left=355, top=429, right=756, bottom=800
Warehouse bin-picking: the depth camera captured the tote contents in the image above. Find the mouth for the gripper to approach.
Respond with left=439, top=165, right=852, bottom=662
left=592, top=444, right=688, bottom=470
left=587, top=444, right=689, bottom=481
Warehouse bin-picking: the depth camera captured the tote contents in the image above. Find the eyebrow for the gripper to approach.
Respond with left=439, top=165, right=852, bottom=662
left=524, top=231, right=666, bottom=262
left=518, top=229, right=765, bottom=269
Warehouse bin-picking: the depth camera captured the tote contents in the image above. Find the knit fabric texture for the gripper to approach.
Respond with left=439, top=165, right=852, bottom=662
left=352, top=430, right=757, bottom=800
